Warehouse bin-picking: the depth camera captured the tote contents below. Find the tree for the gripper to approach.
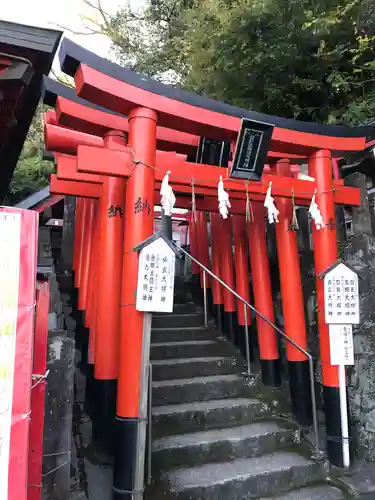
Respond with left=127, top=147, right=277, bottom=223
left=96, top=0, right=375, bottom=125
left=6, top=105, right=54, bottom=205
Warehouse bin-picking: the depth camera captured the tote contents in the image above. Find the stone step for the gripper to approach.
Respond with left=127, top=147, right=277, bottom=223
left=151, top=326, right=214, bottom=343
left=151, top=356, right=238, bottom=381
left=152, top=398, right=267, bottom=438
left=155, top=302, right=198, bottom=315
left=159, top=451, right=324, bottom=499
left=152, top=421, right=298, bottom=472
left=151, top=340, right=227, bottom=360
left=152, top=374, right=246, bottom=406
left=259, top=485, right=345, bottom=499
left=152, top=313, right=204, bottom=329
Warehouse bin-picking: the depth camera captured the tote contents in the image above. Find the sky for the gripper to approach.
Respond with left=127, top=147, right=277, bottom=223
left=1, top=0, right=148, bottom=69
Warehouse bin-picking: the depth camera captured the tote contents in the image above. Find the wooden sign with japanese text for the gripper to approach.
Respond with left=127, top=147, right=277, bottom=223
left=136, top=237, right=175, bottom=313
left=324, top=263, right=359, bottom=325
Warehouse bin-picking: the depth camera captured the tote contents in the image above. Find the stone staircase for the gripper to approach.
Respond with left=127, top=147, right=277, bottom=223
left=147, top=300, right=345, bottom=499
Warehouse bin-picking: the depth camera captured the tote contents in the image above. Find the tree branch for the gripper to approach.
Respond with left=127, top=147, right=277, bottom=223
left=55, top=23, right=102, bottom=35
left=50, top=69, right=74, bottom=87
left=83, top=0, right=111, bottom=31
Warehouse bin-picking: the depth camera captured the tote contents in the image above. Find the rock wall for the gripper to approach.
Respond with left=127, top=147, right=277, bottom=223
left=39, top=208, right=78, bottom=499
left=344, top=233, right=375, bottom=460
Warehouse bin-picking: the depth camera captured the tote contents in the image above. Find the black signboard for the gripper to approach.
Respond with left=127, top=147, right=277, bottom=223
left=230, top=119, right=274, bottom=180
left=196, top=137, right=231, bottom=168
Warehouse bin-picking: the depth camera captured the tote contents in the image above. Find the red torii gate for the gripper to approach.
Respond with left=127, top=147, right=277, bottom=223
left=43, top=38, right=369, bottom=497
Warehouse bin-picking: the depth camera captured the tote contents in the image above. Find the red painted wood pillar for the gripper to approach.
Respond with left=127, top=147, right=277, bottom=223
left=232, top=215, right=253, bottom=357
left=196, top=211, right=213, bottom=312
left=210, top=213, right=224, bottom=330
left=28, top=280, right=49, bottom=500
left=114, top=108, right=157, bottom=498
left=85, top=202, right=99, bottom=331
left=273, top=159, right=312, bottom=425
left=197, top=212, right=210, bottom=285
left=80, top=200, right=99, bottom=414
left=77, top=198, right=95, bottom=369
left=188, top=212, right=200, bottom=293
left=72, top=197, right=83, bottom=351
left=84, top=200, right=99, bottom=415
left=75, top=197, right=87, bottom=290
left=220, top=216, right=237, bottom=343
left=247, top=202, right=281, bottom=386
left=78, top=198, right=95, bottom=312
left=87, top=270, right=97, bottom=363
left=73, top=197, right=82, bottom=276
left=308, top=150, right=346, bottom=467
left=93, top=131, right=127, bottom=448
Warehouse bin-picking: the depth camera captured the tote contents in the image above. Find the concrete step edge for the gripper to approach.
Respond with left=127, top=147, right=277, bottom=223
left=151, top=356, right=234, bottom=366
left=152, top=397, right=265, bottom=417
left=151, top=340, right=217, bottom=347
left=162, top=451, right=322, bottom=492
left=152, top=421, right=298, bottom=451
left=152, top=374, right=244, bottom=388
left=151, top=326, right=208, bottom=332
left=257, top=485, right=346, bottom=499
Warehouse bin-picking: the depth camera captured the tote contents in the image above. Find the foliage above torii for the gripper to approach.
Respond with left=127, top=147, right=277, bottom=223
left=90, top=0, right=375, bottom=125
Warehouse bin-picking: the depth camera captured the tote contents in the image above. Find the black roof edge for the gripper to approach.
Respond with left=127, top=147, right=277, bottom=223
left=134, top=231, right=183, bottom=259
left=15, top=186, right=50, bottom=209
left=42, top=75, right=124, bottom=118
left=0, top=23, right=62, bottom=202
left=43, top=149, right=56, bottom=161
left=338, top=144, right=374, bottom=169
left=59, top=37, right=373, bottom=139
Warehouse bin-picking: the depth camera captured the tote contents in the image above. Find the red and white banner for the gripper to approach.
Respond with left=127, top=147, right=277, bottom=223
left=0, top=207, right=38, bottom=500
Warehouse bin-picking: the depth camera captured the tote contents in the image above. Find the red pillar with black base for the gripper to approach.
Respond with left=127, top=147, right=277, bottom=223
left=72, top=197, right=82, bottom=349
left=247, top=202, right=281, bottom=386
left=93, top=131, right=127, bottom=449
left=77, top=198, right=94, bottom=370
left=219, top=216, right=237, bottom=344
left=210, top=213, right=225, bottom=331
left=232, top=215, right=253, bottom=359
left=84, top=200, right=99, bottom=415
left=273, top=159, right=312, bottom=425
left=309, top=150, right=349, bottom=467
left=114, top=108, right=157, bottom=499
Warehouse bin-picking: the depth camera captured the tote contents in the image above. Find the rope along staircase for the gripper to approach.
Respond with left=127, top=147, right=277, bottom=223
left=146, top=284, right=345, bottom=499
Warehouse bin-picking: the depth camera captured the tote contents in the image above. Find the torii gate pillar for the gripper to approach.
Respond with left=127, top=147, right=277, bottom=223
left=210, top=214, right=224, bottom=331
left=273, top=159, right=311, bottom=425
left=92, top=131, right=127, bottom=448
left=308, top=149, right=348, bottom=467
left=247, top=203, right=281, bottom=386
left=114, top=108, right=157, bottom=499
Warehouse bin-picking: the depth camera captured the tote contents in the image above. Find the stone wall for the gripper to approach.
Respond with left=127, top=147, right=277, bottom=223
left=39, top=211, right=78, bottom=499
left=344, top=233, right=375, bottom=459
